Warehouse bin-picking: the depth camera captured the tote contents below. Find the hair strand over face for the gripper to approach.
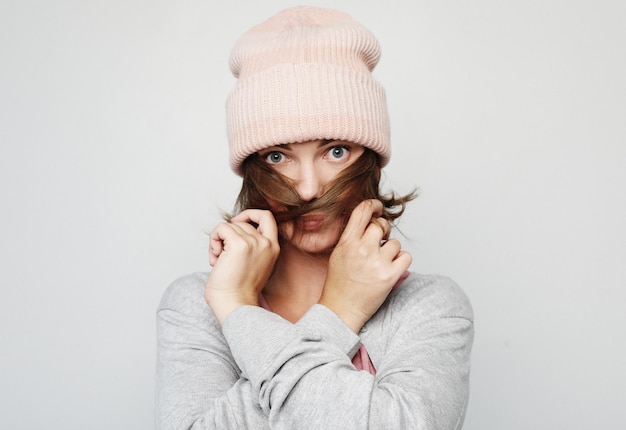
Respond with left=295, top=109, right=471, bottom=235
left=229, top=149, right=417, bottom=233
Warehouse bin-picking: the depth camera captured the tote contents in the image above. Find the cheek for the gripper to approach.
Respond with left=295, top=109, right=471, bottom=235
left=325, top=216, right=348, bottom=240
left=266, top=198, right=281, bottom=210
left=277, top=219, right=294, bottom=240
left=320, top=166, right=345, bottom=188
left=268, top=200, right=289, bottom=220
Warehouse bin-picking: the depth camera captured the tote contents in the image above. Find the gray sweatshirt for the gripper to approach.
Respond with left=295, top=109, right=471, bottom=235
left=156, top=271, right=474, bottom=429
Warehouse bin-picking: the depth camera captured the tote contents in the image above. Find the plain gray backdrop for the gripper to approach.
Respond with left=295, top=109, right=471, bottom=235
left=1, top=0, right=624, bottom=429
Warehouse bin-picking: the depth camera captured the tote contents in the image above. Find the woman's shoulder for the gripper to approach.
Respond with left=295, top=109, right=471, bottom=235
left=386, top=272, right=474, bottom=322
left=158, top=272, right=212, bottom=320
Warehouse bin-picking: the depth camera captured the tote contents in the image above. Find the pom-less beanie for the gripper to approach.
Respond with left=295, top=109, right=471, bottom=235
left=226, top=6, right=391, bottom=176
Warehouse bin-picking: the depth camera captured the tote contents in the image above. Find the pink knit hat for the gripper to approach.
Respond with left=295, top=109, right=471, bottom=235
left=226, top=6, right=391, bottom=176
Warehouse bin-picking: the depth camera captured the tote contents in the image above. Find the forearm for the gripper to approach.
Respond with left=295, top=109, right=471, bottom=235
left=156, top=308, right=267, bottom=430
left=156, top=272, right=474, bottom=430
left=221, top=305, right=371, bottom=428
left=221, top=304, right=473, bottom=430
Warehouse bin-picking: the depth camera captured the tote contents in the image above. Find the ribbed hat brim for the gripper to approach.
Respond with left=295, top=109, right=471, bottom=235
left=227, top=63, right=390, bottom=175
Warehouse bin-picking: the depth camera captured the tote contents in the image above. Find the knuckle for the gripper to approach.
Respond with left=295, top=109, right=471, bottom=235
left=259, top=236, right=272, bottom=250
left=386, top=238, right=400, bottom=247
left=356, top=244, right=373, bottom=259
left=236, top=240, right=253, bottom=254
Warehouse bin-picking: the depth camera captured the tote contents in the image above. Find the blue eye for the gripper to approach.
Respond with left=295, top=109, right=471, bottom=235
left=329, top=146, right=348, bottom=159
left=264, top=151, right=284, bottom=164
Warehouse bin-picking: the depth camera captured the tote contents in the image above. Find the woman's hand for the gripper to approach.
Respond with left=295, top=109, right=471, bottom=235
left=319, top=199, right=412, bottom=333
left=205, top=210, right=280, bottom=324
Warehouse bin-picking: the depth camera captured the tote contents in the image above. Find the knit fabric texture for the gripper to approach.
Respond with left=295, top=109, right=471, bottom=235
left=226, top=6, right=391, bottom=175
left=156, top=272, right=474, bottom=429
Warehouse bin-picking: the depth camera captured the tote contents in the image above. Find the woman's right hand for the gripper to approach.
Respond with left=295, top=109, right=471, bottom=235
left=205, top=209, right=280, bottom=324
left=319, top=199, right=412, bottom=333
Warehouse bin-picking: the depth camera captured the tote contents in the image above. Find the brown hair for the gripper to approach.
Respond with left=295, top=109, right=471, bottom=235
left=230, top=149, right=416, bottom=229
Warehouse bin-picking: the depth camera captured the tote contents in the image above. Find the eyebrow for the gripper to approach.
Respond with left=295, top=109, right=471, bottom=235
left=263, top=139, right=337, bottom=152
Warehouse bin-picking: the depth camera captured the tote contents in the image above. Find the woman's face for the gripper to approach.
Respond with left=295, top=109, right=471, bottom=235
left=258, top=139, right=365, bottom=254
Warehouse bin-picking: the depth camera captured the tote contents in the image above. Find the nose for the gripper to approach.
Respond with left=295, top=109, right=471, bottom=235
left=294, top=163, right=324, bottom=201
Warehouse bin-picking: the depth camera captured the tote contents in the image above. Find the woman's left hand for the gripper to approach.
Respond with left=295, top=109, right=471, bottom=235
left=205, top=210, right=280, bottom=324
left=319, top=199, right=412, bottom=333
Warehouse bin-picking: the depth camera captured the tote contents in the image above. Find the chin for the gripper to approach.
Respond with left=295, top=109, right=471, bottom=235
left=294, top=237, right=338, bottom=255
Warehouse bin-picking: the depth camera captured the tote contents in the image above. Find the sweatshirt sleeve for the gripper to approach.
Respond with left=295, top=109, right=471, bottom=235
left=155, top=273, right=268, bottom=430
left=221, top=273, right=474, bottom=430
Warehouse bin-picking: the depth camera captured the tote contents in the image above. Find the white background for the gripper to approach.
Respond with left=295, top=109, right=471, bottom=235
left=1, top=1, right=624, bottom=429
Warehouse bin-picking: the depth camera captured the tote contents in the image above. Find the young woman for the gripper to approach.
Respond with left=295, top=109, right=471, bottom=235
left=156, top=6, right=473, bottom=429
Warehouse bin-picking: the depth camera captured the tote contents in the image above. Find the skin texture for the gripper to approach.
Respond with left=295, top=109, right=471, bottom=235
left=258, top=140, right=365, bottom=202
left=205, top=140, right=412, bottom=332
left=205, top=209, right=280, bottom=324
left=319, top=199, right=411, bottom=332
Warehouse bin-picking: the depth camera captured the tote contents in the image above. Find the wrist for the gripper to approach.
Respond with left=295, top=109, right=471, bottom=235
left=318, top=296, right=367, bottom=334
left=205, top=291, right=259, bottom=325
